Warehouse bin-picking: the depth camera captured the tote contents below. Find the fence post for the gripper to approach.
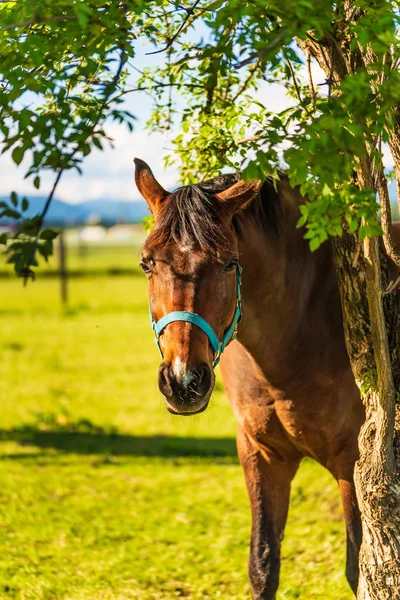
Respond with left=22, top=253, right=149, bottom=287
left=58, top=229, right=68, bottom=306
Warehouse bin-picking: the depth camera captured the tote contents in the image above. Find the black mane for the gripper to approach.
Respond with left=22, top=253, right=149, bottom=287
left=147, top=172, right=282, bottom=255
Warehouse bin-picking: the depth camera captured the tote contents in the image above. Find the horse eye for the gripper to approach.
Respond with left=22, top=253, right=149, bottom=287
left=140, top=259, right=154, bottom=274
left=223, top=258, right=239, bottom=272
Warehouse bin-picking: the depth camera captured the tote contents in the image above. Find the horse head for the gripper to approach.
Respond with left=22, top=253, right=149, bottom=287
left=134, top=158, right=261, bottom=415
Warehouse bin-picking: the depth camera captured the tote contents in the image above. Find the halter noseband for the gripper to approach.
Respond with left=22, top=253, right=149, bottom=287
left=149, top=265, right=242, bottom=368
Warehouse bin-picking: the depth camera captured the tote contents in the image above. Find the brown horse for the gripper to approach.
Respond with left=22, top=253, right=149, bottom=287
left=134, top=158, right=396, bottom=599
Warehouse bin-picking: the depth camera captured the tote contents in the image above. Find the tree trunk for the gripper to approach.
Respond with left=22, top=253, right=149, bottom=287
left=297, top=19, right=400, bottom=598
left=333, top=232, right=400, bottom=599
left=356, top=236, right=400, bottom=599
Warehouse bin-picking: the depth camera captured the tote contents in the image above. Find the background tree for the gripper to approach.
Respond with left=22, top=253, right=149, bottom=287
left=0, top=0, right=137, bottom=277
left=1, top=1, right=400, bottom=597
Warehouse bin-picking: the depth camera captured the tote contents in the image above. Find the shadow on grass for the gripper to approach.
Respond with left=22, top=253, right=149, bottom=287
left=0, top=427, right=238, bottom=461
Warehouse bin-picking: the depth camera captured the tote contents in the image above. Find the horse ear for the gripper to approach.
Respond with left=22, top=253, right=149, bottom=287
left=134, top=158, right=169, bottom=216
left=216, top=179, right=262, bottom=215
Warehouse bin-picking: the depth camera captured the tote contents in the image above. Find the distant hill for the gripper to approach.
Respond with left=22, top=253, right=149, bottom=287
left=0, top=196, right=149, bottom=226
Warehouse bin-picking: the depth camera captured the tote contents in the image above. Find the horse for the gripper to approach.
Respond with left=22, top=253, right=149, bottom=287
left=134, top=157, right=395, bottom=599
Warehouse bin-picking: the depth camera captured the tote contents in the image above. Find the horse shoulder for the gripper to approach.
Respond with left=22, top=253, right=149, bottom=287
left=390, top=221, right=400, bottom=250
left=385, top=222, right=400, bottom=280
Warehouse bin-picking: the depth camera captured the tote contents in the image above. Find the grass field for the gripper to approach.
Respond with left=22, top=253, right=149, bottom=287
left=0, top=241, right=353, bottom=600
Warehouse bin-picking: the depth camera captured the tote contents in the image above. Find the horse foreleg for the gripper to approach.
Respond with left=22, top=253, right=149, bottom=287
left=237, top=425, right=300, bottom=600
left=338, top=477, right=362, bottom=596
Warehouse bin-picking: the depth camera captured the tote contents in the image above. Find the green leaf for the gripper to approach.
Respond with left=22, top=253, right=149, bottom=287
left=22, top=198, right=29, bottom=212
left=309, top=237, right=321, bottom=252
left=142, top=215, right=155, bottom=233
left=93, top=137, right=102, bottom=150
left=11, top=146, right=24, bottom=166
left=34, top=176, right=40, bottom=189
left=296, top=215, right=307, bottom=229
left=11, top=191, right=18, bottom=207
left=74, top=4, right=90, bottom=28
left=40, top=229, right=59, bottom=241
left=348, top=219, right=358, bottom=234
left=38, top=241, right=53, bottom=261
left=321, top=183, right=333, bottom=197
left=359, top=223, right=383, bottom=238
left=6, top=253, right=22, bottom=265
left=0, top=208, right=21, bottom=220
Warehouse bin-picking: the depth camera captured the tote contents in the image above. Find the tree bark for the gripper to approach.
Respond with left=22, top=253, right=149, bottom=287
left=332, top=231, right=400, bottom=599
left=355, top=236, right=400, bottom=600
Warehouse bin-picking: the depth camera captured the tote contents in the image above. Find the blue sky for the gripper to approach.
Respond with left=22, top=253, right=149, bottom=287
left=0, top=37, right=394, bottom=205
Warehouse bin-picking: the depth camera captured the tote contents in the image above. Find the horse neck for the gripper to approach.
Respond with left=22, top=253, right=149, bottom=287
left=236, top=182, right=344, bottom=381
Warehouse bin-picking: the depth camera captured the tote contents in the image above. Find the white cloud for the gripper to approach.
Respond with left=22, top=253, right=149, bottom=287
left=59, top=126, right=180, bottom=202
left=0, top=123, right=179, bottom=204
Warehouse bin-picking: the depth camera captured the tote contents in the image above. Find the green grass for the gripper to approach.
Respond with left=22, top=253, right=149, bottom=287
left=0, top=244, right=352, bottom=600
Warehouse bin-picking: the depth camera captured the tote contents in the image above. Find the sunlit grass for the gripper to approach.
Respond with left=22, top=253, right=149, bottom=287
left=0, top=246, right=352, bottom=599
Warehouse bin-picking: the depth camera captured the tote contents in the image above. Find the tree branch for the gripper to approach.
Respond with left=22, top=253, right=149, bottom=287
left=113, top=81, right=207, bottom=102
left=231, top=58, right=261, bottom=103
left=237, top=135, right=261, bottom=145
left=235, top=28, right=286, bottom=69
left=146, top=0, right=203, bottom=56
left=21, top=50, right=128, bottom=281
left=283, top=54, right=312, bottom=116
left=20, top=167, right=64, bottom=283
left=1, top=15, right=76, bottom=31
left=306, top=50, right=316, bottom=111
left=325, top=29, right=350, bottom=74
left=376, top=171, right=400, bottom=293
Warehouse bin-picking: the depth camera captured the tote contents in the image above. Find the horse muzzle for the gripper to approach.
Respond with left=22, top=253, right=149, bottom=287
left=158, top=362, right=214, bottom=415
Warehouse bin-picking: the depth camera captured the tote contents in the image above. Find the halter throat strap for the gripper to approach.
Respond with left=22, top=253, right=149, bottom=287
left=150, top=265, right=242, bottom=368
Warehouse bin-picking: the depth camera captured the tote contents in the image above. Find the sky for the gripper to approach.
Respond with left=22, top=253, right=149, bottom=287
left=0, top=37, right=395, bottom=205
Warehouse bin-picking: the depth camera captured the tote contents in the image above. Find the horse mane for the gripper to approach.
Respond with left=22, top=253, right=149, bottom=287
left=146, top=172, right=284, bottom=255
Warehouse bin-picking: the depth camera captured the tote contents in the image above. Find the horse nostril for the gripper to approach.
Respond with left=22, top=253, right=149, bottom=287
left=158, top=362, right=213, bottom=407
left=158, top=364, right=173, bottom=398
left=191, top=363, right=212, bottom=395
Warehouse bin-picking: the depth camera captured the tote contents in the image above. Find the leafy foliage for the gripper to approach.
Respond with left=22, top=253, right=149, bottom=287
left=0, top=192, right=60, bottom=277
left=1, top=0, right=400, bottom=272
left=0, top=0, right=142, bottom=275
left=138, top=0, right=400, bottom=249
left=142, top=214, right=155, bottom=233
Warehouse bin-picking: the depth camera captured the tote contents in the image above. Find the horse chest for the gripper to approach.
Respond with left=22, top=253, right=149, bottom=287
left=232, top=390, right=330, bottom=461
left=221, top=336, right=360, bottom=463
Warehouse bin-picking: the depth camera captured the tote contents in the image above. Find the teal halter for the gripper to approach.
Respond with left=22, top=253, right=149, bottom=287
left=150, top=265, right=242, bottom=368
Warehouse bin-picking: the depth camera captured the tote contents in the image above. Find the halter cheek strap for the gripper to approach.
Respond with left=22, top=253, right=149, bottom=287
left=149, top=265, right=242, bottom=368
